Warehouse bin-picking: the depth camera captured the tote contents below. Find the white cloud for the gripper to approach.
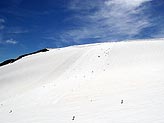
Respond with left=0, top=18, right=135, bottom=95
left=0, top=18, right=5, bottom=30
left=0, top=39, right=18, bottom=45
left=0, top=18, right=20, bottom=45
left=0, top=18, right=5, bottom=23
left=62, top=0, right=152, bottom=43
left=91, top=0, right=151, bottom=35
left=105, top=0, right=151, bottom=8
left=5, top=39, right=18, bottom=44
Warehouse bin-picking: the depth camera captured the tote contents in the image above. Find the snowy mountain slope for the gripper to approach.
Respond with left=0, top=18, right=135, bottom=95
left=0, top=39, right=164, bottom=123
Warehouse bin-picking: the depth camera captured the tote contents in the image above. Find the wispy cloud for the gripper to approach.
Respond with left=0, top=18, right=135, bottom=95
left=152, top=28, right=164, bottom=38
left=0, top=18, right=5, bottom=23
left=0, top=18, right=20, bottom=45
left=151, top=18, right=164, bottom=38
left=5, top=39, right=18, bottom=44
left=0, top=39, right=18, bottom=45
left=61, top=0, right=152, bottom=43
left=6, top=27, right=29, bottom=34
left=0, top=18, right=5, bottom=30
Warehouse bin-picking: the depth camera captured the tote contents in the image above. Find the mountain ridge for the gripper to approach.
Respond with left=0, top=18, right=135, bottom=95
left=0, top=48, right=49, bottom=67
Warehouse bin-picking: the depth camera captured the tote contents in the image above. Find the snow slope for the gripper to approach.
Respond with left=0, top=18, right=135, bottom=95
left=0, top=39, right=164, bottom=123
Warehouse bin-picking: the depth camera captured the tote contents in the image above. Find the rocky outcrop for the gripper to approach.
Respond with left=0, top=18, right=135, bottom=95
left=0, top=48, right=49, bottom=67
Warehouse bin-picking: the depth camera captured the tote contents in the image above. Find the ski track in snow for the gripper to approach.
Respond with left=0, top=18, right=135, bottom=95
left=0, top=39, right=164, bottom=123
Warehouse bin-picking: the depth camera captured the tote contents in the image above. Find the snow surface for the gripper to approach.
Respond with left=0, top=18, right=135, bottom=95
left=0, top=39, right=164, bottom=123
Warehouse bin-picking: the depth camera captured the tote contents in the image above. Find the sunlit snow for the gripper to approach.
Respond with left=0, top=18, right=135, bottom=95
left=0, top=39, right=164, bottom=123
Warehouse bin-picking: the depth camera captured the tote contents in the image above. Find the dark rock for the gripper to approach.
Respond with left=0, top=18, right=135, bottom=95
left=9, top=110, right=12, bottom=113
left=0, top=48, right=49, bottom=67
left=0, top=59, right=15, bottom=67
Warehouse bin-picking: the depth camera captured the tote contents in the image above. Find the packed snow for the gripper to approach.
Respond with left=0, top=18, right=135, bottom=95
left=0, top=39, right=164, bottom=123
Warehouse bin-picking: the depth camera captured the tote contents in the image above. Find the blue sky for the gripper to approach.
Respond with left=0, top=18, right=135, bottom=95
left=0, top=0, right=164, bottom=62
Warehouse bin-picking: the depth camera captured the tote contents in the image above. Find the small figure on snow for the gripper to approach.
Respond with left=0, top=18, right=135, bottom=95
left=72, top=116, right=75, bottom=120
left=121, top=100, right=123, bottom=104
